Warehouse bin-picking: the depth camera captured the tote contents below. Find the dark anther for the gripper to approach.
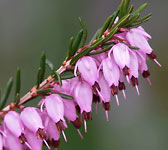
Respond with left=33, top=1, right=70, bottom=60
left=111, top=85, right=118, bottom=96
left=119, top=82, right=126, bottom=91
left=131, top=76, right=139, bottom=87
left=93, top=94, right=100, bottom=103
left=83, top=111, right=92, bottom=121
left=72, top=117, right=83, bottom=129
left=56, top=120, right=66, bottom=131
left=93, top=82, right=101, bottom=94
left=142, top=70, right=150, bottom=78
left=147, top=52, right=157, bottom=60
left=19, top=133, right=27, bottom=144
left=123, top=66, right=130, bottom=76
left=36, top=128, right=47, bottom=140
left=50, top=139, right=61, bottom=148
left=103, top=102, right=111, bottom=111
left=75, top=105, right=81, bottom=113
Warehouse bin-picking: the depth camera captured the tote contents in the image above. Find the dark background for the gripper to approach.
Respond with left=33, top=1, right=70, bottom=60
left=0, top=0, right=167, bottom=150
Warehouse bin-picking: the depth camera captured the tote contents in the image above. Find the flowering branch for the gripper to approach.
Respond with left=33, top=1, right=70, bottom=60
left=0, top=0, right=162, bottom=149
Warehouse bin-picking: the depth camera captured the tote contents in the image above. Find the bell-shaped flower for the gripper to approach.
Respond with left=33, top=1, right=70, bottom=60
left=74, top=56, right=98, bottom=86
left=97, top=72, right=111, bottom=104
left=136, top=51, right=151, bottom=85
left=74, top=81, right=93, bottom=132
left=97, top=72, right=111, bottom=121
left=44, top=94, right=65, bottom=124
left=129, top=51, right=140, bottom=95
left=4, top=130, right=23, bottom=150
left=0, top=134, right=2, bottom=150
left=44, top=94, right=67, bottom=142
left=20, top=107, right=44, bottom=133
left=45, top=118, right=60, bottom=142
left=102, top=57, right=120, bottom=106
left=63, top=99, right=77, bottom=122
left=119, top=70, right=126, bottom=99
left=25, top=130, right=42, bottom=150
left=63, top=99, right=82, bottom=138
left=136, top=51, right=148, bottom=74
left=109, top=43, right=130, bottom=70
left=126, top=27, right=152, bottom=54
left=53, top=80, right=71, bottom=95
left=102, top=57, right=120, bottom=87
left=129, top=51, right=139, bottom=79
left=4, top=111, right=24, bottom=138
left=74, top=81, right=93, bottom=114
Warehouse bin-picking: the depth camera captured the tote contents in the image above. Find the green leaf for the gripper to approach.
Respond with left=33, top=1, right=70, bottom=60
left=123, top=14, right=140, bottom=27
left=46, top=59, right=54, bottom=72
left=36, top=88, right=53, bottom=95
left=108, top=9, right=120, bottom=30
left=129, top=14, right=152, bottom=28
left=70, top=47, right=90, bottom=65
left=72, top=29, right=83, bottom=55
left=40, top=52, right=46, bottom=83
left=54, top=92, right=74, bottom=100
left=66, top=36, right=74, bottom=60
left=60, top=71, right=80, bottom=80
left=128, top=5, right=134, bottom=14
left=36, top=67, right=42, bottom=89
left=15, top=68, right=21, bottom=105
left=55, top=72, right=62, bottom=86
left=135, top=13, right=152, bottom=24
left=88, top=45, right=113, bottom=56
left=124, top=0, right=130, bottom=13
left=97, top=16, right=112, bottom=38
left=102, top=41, right=116, bottom=47
left=0, top=77, right=13, bottom=109
left=103, top=27, right=118, bottom=43
left=89, top=28, right=101, bottom=44
left=79, top=17, right=88, bottom=47
left=119, top=0, right=125, bottom=18
left=115, top=13, right=130, bottom=27
left=132, top=3, right=147, bottom=16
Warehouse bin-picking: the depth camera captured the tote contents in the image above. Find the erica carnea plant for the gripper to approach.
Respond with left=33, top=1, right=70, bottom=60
left=0, top=0, right=161, bottom=149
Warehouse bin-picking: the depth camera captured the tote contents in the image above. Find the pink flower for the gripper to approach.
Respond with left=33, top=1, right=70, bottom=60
left=101, top=57, right=120, bottom=106
left=74, top=81, right=93, bottom=114
left=97, top=72, right=111, bottom=121
left=20, top=107, right=44, bottom=133
left=74, top=56, right=98, bottom=86
left=74, top=80, right=93, bottom=132
left=129, top=51, right=140, bottom=95
left=4, top=130, right=23, bottom=150
left=25, top=130, right=42, bottom=150
left=53, top=80, right=71, bottom=94
left=126, top=26, right=152, bottom=54
left=45, top=118, right=60, bottom=142
left=118, top=70, right=126, bottom=99
left=44, top=94, right=67, bottom=142
left=109, top=43, right=130, bottom=70
left=44, top=94, right=65, bottom=124
left=97, top=72, right=111, bottom=103
left=4, top=111, right=24, bottom=138
left=63, top=99, right=77, bottom=122
left=102, top=57, right=120, bottom=87
left=0, top=134, right=2, bottom=150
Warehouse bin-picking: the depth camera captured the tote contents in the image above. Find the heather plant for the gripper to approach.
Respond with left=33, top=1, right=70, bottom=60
left=0, top=0, right=161, bottom=149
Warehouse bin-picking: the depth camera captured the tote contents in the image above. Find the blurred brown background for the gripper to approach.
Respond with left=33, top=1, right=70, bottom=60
left=0, top=0, right=167, bottom=150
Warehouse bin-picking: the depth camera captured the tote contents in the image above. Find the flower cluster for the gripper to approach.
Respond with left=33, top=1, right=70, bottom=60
left=0, top=24, right=161, bottom=150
